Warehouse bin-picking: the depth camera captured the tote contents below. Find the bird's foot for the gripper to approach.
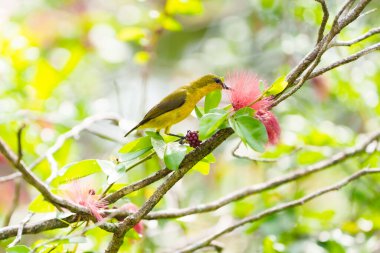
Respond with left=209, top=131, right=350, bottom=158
left=166, top=133, right=183, bottom=138
left=166, top=131, right=202, bottom=148
left=165, top=133, right=186, bottom=144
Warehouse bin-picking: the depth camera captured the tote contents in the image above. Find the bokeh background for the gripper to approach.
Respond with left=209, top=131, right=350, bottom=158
left=1, top=0, right=380, bottom=252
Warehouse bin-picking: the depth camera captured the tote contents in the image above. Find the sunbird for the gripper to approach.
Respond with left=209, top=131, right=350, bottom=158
left=124, top=74, right=230, bottom=137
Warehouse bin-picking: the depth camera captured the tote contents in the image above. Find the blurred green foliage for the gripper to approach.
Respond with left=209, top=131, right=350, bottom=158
left=0, top=0, right=380, bottom=252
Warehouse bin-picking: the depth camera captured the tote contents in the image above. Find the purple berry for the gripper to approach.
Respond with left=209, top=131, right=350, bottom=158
left=185, top=130, right=202, bottom=148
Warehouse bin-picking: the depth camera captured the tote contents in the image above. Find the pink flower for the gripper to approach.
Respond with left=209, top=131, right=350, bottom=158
left=64, top=181, right=108, bottom=221
left=120, top=203, right=144, bottom=236
left=226, top=71, right=281, bottom=145
left=255, top=110, right=281, bottom=145
left=226, top=71, right=272, bottom=111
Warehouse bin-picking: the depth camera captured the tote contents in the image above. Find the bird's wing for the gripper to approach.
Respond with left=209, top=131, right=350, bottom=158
left=139, top=88, right=187, bottom=125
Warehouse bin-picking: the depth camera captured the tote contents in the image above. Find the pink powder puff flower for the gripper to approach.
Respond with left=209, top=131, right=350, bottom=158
left=255, top=110, right=281, bottom=145
left=64, top=181, right=108, bottom=221
left=226, top=71, right=281, bottom=145
left=120, top=203, right=144, bottom=236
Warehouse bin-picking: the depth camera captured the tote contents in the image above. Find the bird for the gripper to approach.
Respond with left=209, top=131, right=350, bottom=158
left=124, top=74, right=230, bottom=137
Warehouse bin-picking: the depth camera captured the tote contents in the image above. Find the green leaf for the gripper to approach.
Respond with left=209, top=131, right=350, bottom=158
left=123, top=150, right=155, bottom=174
left=133, top=51, right=150, bottom=65
left=160, top=16, right=182, bottom=31
left=199, top=109, right=229, bottom=139
left=319, top=240, right=346, bottom=253
left=263, top=236, right=276, bottom=253
left=149, top=132, right=166, bottom=159
left=204, top=90, right=222, bottom=113
left=233, top=107, right=255, bottom=118
left=231, top=116, right=268, bottom=152
left=166, top=0, right=203, bottom=15
left=164, top=143, right=187, bottom=170
left=125, top=228, right=141, bottom=239
left=50, top=159, right=104, bottom=186
left=119, top=136, right=152, bottom=153
left=194, top=106, right=204, bottom=119
left=119, top=136, right=153, bottom=161
left=6, top=245, right=31, bottom=253
left=107, top=183, right=128, bottom=193
left=202, top=153, right=216, bottom=163
left=192, top=152, right=215, bottom=175
left=223, top=104, right=233, bottom=111
left=193, top=161, right=210, bottom=175
left=29, top=194, right=56, bottom=213
left=119, top=147, right=152, bottom=161
left=118, top=27, right=146, bottom=41
left=233, top=200, right=255, bottom=218
left=265, top=76, right=288, bottom=96
left=101, top=161, right=125, bottom=184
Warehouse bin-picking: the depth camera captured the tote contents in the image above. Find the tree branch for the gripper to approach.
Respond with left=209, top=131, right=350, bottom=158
left=0, top=137, right=91, bottom=215
left=103, top=168, right=172, bottom=204
left=0, top=214, right=118, bottom=241
left=32, top=114, right=121, bottom=179
left=309, top=42, right=380, bottom=79
left=105, top=128, right=234, bottom=253
left=178, top=167, right=380, bottom=253
left=314, top=0, right=329, bottom=43
left=331, top=27, right=380, bottom=47
left=145, top=129, right=380, bottom=220
left=0, top=173, right=21, bottom=183
left=275, top=0, right=373, bottom=106
left=232, top=142, right=301, bottom=163
left=3, top=125, right=25, bottom=226
left=0, top=214, right=79, bottom=240
left=7, top=212, right=33, bottom=247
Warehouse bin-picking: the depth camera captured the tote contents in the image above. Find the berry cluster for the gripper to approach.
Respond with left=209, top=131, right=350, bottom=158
left=185, top=130, right=202, bottom=148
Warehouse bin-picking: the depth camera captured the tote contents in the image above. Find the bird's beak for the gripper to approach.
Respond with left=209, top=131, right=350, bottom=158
left=221, top=82, right=230, bottom=90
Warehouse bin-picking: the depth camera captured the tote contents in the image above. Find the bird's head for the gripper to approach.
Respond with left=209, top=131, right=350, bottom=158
left=191, top=74, right=230, bottom=92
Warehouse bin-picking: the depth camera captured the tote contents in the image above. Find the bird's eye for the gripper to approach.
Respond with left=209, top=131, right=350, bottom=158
left=213, top=78, right=222, bottom=84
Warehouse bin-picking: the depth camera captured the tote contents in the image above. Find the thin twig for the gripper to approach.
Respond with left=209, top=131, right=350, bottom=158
left=31, top=114, right=120, bottom=169
left=232, top=141, right=301, bottom=163
left=178, top=168, right=380, bottom=253
left=7, top=212, right=34, bottom=247
left=100, top=151, right=157, bottom=198
left=331, top=27, right=380, bottom=47
left=103, top=167, right=172, bottom=204
left=2, top=114, right=122, bottom=183
left=0, top=173, right=21, bottom=183
left=309, top=42, right=380, bottom=78
left=16, top=125, right=25, bottom=166
left=276, top=0, right=373, bottom=106
left=35, top=114, right=121, bottom=183
left=332, top=0, right=356, bottom=27
left=314, top=0, right=329, bottom=43
left=0, top=137, right=91, bottom=214
left=2, top=180, right=21, bottom=226
left=3, top=125, right=26, bottom=226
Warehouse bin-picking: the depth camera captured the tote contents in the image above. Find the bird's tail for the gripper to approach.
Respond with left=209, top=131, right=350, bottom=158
left=124, top=125, right=139, bottom=137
